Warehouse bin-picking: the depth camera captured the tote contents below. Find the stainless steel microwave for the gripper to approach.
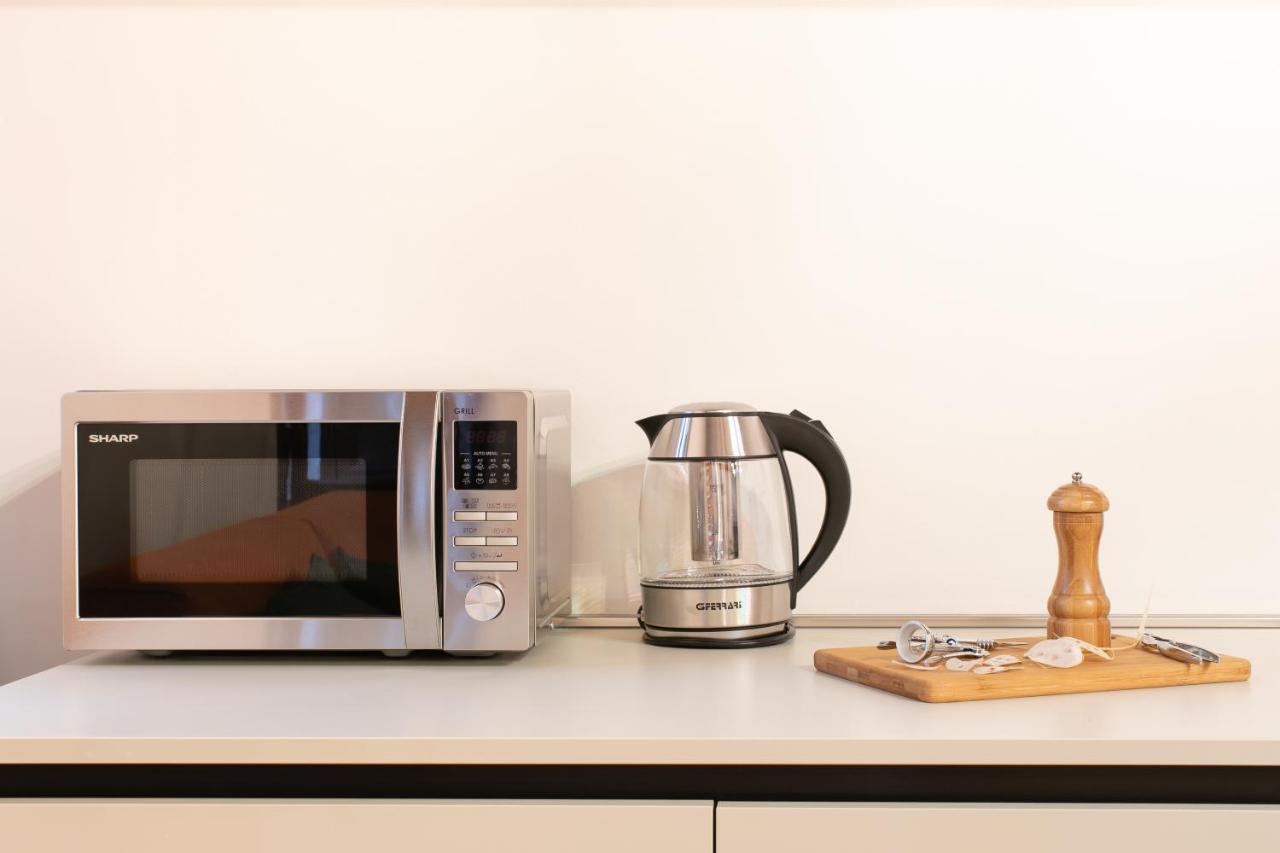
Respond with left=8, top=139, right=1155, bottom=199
left=62, top=390, right=570, bottom=654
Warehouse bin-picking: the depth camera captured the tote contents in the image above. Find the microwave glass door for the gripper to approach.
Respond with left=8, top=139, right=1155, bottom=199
left=76, top=422, right=402, bottom=618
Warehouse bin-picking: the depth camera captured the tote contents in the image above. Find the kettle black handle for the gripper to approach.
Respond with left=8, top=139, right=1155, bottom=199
left=759, top=410, right=852, bottom=607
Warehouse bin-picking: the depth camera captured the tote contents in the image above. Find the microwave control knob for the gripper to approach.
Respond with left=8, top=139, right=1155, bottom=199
left=464, top=582, right=505, bottom=622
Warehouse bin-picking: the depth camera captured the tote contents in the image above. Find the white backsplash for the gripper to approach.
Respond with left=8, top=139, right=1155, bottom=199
left=1, top=3, right=1278, bottom=686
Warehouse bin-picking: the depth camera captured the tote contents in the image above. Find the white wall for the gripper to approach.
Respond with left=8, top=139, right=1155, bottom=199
left=2, top=4, right=1279, bottom=679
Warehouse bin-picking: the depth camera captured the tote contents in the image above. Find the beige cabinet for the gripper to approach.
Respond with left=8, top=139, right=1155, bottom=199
left=716, top=802, right=1280, bottom=853
left=0, top=799, right=712, bottom=853
left=9, top=797, right=1277, bottom=852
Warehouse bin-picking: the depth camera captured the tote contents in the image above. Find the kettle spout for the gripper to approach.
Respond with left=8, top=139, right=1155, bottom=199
left=635, top=414, right=669, bottom=445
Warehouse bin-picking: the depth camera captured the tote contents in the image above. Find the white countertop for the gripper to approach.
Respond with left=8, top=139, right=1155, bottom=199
left=0, top=627, right=1271, bottom=766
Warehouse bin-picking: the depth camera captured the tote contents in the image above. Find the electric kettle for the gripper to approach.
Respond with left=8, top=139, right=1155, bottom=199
left=635, top=403, right=852, bottom=647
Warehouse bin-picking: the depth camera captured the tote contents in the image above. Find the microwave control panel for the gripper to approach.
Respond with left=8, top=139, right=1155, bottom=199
left=441, top=392, right=532, bottom=652
left=453, top=420, right=516, bottom=490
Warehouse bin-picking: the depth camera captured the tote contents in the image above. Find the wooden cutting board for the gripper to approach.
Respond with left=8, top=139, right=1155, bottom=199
left=814, top=636, right=1251, bottom=703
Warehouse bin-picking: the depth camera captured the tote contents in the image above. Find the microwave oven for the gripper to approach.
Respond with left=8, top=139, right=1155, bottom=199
left=62, top=390, right=570, bottom=654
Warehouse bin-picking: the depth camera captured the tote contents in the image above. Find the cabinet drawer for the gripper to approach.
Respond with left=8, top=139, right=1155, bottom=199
left=717, top=802, right=1280, bottom=853
left=0, top=798, right=713, bottom=853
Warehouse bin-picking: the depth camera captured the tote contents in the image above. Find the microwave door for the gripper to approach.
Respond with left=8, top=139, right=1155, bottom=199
left=68, top=396, right=410, bottom=651
left=396, top=392, right=443, bottom=649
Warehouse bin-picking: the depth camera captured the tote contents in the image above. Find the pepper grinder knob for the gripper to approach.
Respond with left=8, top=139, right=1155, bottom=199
left=1046, top=472, right=1111, bottom=646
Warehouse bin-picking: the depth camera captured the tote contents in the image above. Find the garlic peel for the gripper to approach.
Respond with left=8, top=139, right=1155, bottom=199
left=1025, top=638, right=1085, bottom=668
left=945, top=658, right=982, bottom=672
left=1025, top=636, right=1114, bottom=668
left=1074, top=639, right=1113, bottom=660
left=974, top=664, right=1022, bottom=675
left=891, top=660, right=939, bottom=671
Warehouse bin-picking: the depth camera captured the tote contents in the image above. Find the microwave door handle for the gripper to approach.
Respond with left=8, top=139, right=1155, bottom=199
left=397, top=391, right=442, bottom=649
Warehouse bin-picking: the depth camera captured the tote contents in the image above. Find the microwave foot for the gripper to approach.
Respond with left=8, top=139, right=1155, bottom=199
left=445, top=650, right=498, bottom=658
left=380, top=649, right=412, bottom=658
left=139, top=650, right=173, bottom=658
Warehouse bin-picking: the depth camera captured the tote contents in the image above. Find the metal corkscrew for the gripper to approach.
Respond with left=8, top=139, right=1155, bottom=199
left=877, top=620, right=1029, bottom=664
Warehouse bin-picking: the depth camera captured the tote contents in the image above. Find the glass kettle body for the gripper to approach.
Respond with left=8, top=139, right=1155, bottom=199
left=636, top=402, right=852, bottom=648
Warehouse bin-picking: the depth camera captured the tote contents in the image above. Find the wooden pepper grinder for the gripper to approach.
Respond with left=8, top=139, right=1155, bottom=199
left=1046, top=473, right=1111, bottom=646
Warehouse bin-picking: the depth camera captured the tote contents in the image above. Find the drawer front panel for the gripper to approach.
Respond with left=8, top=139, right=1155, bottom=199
left=0, top=798, right=712, bottom=853
left=717, top=802, right=1280, bottom=853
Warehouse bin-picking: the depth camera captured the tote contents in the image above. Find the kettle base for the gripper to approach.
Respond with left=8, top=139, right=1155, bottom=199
left=636, top=611, right=795, bottom=648
left=641, top=623, right=795, bottom=649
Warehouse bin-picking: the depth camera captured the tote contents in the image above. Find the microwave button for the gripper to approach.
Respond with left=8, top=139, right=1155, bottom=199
left=464, top=583, right=505, bottom=622
left=454, top=536, right=486, bottom=546
left=486, top=536, right=517, bottom=546
left=455, top=561, right=517, bottom=573
left=486, top=511, right=517, bottom=521
left=453, top=511, right=486, bottom=521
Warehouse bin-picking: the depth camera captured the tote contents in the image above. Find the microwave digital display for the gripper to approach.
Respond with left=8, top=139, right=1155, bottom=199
left=454, top=420, right=517, bottom=490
